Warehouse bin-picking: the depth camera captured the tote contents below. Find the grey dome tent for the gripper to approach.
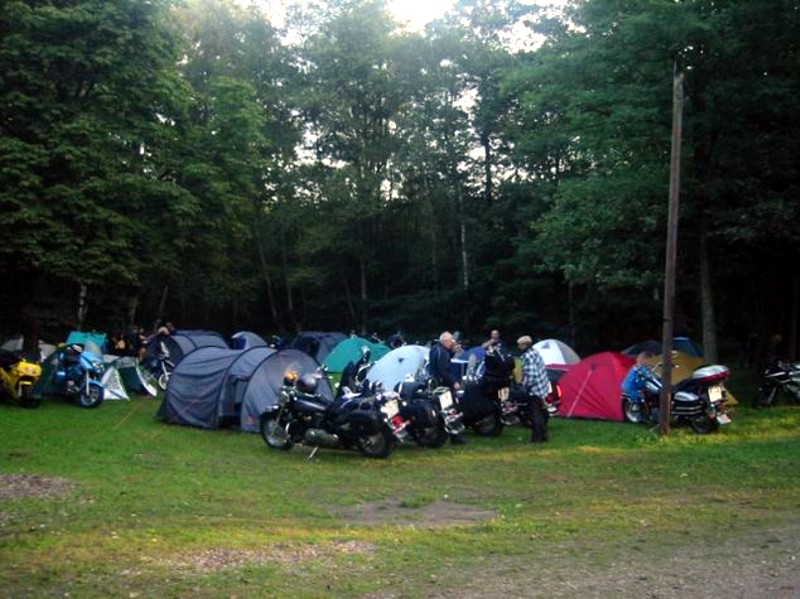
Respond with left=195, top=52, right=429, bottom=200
left=159, top=347, right=332, bottom=433
left=290, top=331, right=347, bottom=363
left=160, top=330, right=228, bottom=365
left=230, top=331, right=268, bottom=350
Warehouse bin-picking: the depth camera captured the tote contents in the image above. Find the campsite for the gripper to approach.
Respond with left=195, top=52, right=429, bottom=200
left=1, top=368, right=799, bottom=598
left=2, top=331, right=799, bottom=596
left=2, top=0, right=800, bottom=595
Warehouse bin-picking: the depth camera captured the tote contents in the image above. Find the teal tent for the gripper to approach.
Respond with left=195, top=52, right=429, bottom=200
left=322, top=337, right=390, bottom=374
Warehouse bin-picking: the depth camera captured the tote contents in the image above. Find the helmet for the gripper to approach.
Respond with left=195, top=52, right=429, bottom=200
left=297, top=373, right=318, bottom=394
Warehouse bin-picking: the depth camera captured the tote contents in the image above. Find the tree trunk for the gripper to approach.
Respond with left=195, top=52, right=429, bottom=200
left=359, top=255, right=368, bottom=335
left=252, top=204, right=283, bottom=334
left=699, top=226, right=717, bottom=362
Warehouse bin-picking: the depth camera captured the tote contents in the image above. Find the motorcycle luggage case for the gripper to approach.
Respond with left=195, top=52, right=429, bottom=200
left=348, top=410, right=383, bottom=435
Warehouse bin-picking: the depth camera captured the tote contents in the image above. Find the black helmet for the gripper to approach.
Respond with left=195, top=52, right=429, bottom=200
left=298, top=373, right=318, bottom=394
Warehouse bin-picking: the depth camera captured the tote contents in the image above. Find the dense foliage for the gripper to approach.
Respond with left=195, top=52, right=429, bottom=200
left=1, top=0, right=798, bottom=360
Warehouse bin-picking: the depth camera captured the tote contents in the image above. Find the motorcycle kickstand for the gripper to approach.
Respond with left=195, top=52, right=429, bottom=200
left=308, top=446, right=320, bottom=460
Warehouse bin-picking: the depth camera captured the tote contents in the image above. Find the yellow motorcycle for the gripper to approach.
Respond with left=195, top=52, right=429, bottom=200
left=0, top=349, right=43, bottom=408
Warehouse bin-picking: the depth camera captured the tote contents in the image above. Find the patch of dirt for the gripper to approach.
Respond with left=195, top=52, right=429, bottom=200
left=0, top=474, right=77, bottom=500
left=156, top=540, right=375, bottom=572
left=335, top=499, right=498, bottom=527
left=418, top=521, right=800, bottom=599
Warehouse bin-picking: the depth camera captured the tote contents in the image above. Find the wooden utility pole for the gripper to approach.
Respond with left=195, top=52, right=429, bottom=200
left=660, top=67, right=684, bottom=436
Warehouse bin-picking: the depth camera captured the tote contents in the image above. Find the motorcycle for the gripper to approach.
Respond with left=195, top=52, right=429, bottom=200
left=0, top=349, right=42, bottom=408
left=51, top=344, right=105, bottom=408
left=394, top=380, right=464, bottom=448
left=143, top=339, right=175, bottom=391
left=622, top=362, right=732, bottom=433
left=260, top=371, right=397, bottom=459
left=457, top=347, right=518, bottom=436
left=757, top=360, right=800, bottom=407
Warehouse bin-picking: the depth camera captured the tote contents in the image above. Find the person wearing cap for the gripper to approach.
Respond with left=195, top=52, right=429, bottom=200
left=517, top=335, right=551, bottom=443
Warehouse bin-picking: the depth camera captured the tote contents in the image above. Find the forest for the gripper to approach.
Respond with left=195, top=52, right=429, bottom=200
left=1, top=0, right=798, bottom=362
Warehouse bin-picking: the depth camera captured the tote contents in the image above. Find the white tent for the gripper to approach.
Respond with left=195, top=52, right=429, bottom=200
left=533, top=339, right=580, bottom=366
left=364, top=344, right=429, bottom=392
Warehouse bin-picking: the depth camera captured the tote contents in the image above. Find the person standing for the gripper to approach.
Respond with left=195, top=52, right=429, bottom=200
left=481, top=329, right=504, bottom=352
left=428, top=331, right=467, bottom=445
left=517, top=335, right=551, bottom=443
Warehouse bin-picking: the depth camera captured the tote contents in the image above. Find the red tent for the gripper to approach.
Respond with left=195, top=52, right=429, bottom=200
left=557, top=352, right=635, bottom=422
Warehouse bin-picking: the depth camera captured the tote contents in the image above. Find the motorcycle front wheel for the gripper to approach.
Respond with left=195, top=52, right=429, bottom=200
left=756, top=383, right=779, bottom=407
left=356, top=427, right=395, bottom=459
left=260, top=415, right=293, bottom=451
left=688, top=414, right=719, bottom=434
left=77, top=384, right=103, bottom=409
left=157, top=372, right=169, bottom=391
left=622, top=397, right=644, bottom=424
left=20, top=385, right=41, bottom=409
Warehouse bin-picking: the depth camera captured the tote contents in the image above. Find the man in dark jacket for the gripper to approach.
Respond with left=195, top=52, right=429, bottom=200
left=428, top=331, right=467, bottom=445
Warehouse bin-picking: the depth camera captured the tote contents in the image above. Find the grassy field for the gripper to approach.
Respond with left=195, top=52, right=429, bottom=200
left=1, top=371, right=798, bottom=598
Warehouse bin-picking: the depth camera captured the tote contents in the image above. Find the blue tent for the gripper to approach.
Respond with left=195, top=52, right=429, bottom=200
left=364, top=344, right=428, bottom=391
left=159, top=347, right=332, bottom=433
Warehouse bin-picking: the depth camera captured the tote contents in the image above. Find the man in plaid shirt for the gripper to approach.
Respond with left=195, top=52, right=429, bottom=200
left=517, top=335, right=551, bottom=443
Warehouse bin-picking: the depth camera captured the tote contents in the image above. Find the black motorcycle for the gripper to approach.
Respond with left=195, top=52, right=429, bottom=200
left=622, top=363, right=732, bottom=434
left=457, top=347, right=517, bottom=436
left=395, top=381, right=463, bottom=448
left=757, top=360, right=800, bottom=407
left=259, top=371, right=397, bottom=459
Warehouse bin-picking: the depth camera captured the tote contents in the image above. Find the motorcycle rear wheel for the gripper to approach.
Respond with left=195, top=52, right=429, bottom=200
left=413, top=422, right=448, bottom=448
left=356, top=427, right=395, bottom=458
left=472, top=413, right=504, bottom=437
left=77, top=385, right=103, bottom=409
left=688, top=414, right=719, bottom=434
left=260, top=415, right=293, bottom=451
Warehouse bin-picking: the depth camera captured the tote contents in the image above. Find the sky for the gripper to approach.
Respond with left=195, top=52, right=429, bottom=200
left=241, top=0, right=566, bottom=32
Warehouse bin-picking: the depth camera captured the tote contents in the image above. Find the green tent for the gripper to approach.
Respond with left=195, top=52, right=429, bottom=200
left=322, top=337, right=390, bottom=375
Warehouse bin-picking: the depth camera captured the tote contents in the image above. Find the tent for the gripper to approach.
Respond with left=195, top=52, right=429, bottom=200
left=160, top=330, right=228, bottom=365
left=622, top=337, right=703, bottom=358
left=533, top=338, right=580, bottom=366
left=113, top=356, right=157, bottom=396
left=65, top=331, right=106, bottom=356
left=557, top=352, right=635, bottom=422
left=322, top=337, right=390, bottom=374
left=290, top=331, right=347, bottom=363
left=159, top=347, right=332, bottom=433
left=100, top=361, right=130, bottom=400
left=230, top=331, right=268, bottom=350
left=365, top=344, right=429, bottom=391
left=1, top=336, right=57, bottom=363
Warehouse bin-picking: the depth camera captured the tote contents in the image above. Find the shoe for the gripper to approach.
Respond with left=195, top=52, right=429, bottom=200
left=450, top=434, right=467, bottom=445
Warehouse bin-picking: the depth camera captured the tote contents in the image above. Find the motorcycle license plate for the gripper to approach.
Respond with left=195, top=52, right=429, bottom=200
left=498, top=387, right=509, bottom=401
left=381, top=399, right=399, bottom=419
left=716, top=413, right=731, bottom=425
left=708, top=385, right=723, bottom=403
left=438, top=390, right=453, bottom=410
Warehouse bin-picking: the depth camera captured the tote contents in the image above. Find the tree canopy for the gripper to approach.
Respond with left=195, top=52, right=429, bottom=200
left=1, top=0, right=797, bottom=361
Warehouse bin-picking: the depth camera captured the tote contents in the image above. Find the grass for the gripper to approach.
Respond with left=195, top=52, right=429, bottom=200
left=1, top=371, right=799, bottom=598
